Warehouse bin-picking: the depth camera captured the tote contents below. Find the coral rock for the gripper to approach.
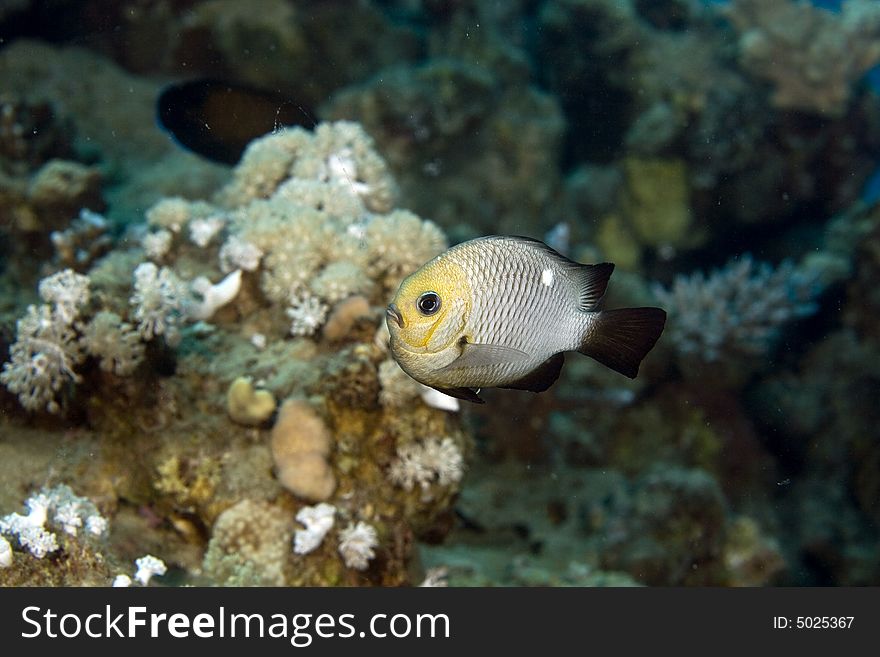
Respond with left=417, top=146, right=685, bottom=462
left=226, top=376, right=276, bottom=426
left=270, top=399, right=336, bottom=502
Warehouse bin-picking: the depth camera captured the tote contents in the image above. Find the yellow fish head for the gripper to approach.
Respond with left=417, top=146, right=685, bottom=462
left=386, top=258, right=470, bottom=360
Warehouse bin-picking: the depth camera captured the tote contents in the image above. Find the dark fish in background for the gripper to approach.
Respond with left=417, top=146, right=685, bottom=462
left=156, top=79, right=314, bottom=164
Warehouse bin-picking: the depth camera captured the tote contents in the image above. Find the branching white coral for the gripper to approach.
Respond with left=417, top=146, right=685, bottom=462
left=188, top=214, right=225, bottom=248
left=0, top=485, right=107, bottom=559
left=388, top=437, right=465, bottom=498
left=37, top=269, right=90, bottom=326
left=1, top=304, right=84, bottom=413
left=653, top=254, right=819, bottom=363
left=338, top=521, right=378, bottom=571
left=142, top=229, right=173, bottom=261
left=79, top=311, right=145, bottom=376
left=286, top=290, right=328, bottom=337
left=293, top=503, right=336, bottom=555
left=134, top=554, right=167, bottom=585
left=130, top=262, right=190, bottom=344
left=219, top=235, right=263, bottom=272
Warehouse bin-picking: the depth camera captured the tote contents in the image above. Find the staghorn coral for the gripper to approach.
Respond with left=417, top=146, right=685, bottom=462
left=725, top=0, right=880, bottom=117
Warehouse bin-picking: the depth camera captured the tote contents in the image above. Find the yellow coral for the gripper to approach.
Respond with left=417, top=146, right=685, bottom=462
left=621, top=157, right=693, bottom=248
left=226, top=376, right=276, bottom=426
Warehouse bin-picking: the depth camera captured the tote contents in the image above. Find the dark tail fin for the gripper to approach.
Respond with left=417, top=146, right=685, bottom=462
left=578, top=308, right=667, bottom=378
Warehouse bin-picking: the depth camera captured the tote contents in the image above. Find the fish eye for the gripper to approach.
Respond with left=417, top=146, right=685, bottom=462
left=416, top=291, right=441, bottom=316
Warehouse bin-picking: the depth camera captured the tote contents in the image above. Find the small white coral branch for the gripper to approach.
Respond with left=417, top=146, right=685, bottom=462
left=286, top=290, right=328, bottom=337
left=0, top=536, right=12, bottom=568
left=293, top=503, right=336, bottom=555
left=338, top=521, right=378, bottom=571
left=388, top=437, right=465, bottom=499
left=134, top=555, right=167, bottom=585
left=189, top=269, right=242, bottom=320
left=0, top=485, right=107, bottom=559
left=130, top=262, right=189, bottom=344
left=189, top=215, right=225, bottom=248
left=38, top=269, right=91, bottom=326
left=1, top=304, right=84, bottom=413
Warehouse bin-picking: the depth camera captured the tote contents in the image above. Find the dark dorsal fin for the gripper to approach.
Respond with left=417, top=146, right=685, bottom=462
left=569, top=262, right=614, bottom=311
left=499, top=353, right=565, bottom=393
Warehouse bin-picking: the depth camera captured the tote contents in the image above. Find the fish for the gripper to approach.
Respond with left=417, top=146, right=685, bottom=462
left=157, top=79, right=314, bottom=164
left=385, top=235, right=667, bottom=403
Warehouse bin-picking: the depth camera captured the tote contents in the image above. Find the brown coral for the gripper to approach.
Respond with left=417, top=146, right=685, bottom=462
left=270, top=399, right=336, bottom=502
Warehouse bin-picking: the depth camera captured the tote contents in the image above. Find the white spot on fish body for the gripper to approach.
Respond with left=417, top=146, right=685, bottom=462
left=541, top=268, right=554, bottom=287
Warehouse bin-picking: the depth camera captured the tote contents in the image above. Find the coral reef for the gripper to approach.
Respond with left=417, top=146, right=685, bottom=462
left=1, top=0, right=879, bottom=589
left=725, top=0, right=880, bottom=117
left=0, top=118, right=470, bottom=587
left=323, top=59, right=565, bottom=238
left=653, top=254, right=819, bottom=382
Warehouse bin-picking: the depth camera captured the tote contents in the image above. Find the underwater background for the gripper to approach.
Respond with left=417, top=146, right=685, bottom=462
left=0, top=0, right=878, bottom=587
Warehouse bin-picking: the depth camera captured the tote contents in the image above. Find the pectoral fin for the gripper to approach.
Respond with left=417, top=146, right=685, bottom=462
left=432, top=385, right=485, bottom=404
left=437, top=340, right=530, bottom=373
left=499, top=353, right=565, bottom=393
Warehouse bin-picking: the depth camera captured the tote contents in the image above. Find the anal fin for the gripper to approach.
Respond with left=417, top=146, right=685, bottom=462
left=433, top=385, right=485, bottom=404
left=499, top=353, right=565, bottom=393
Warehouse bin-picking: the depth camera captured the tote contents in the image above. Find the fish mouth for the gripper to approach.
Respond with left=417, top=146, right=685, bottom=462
left=386, top=303, right=404, bottom=328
